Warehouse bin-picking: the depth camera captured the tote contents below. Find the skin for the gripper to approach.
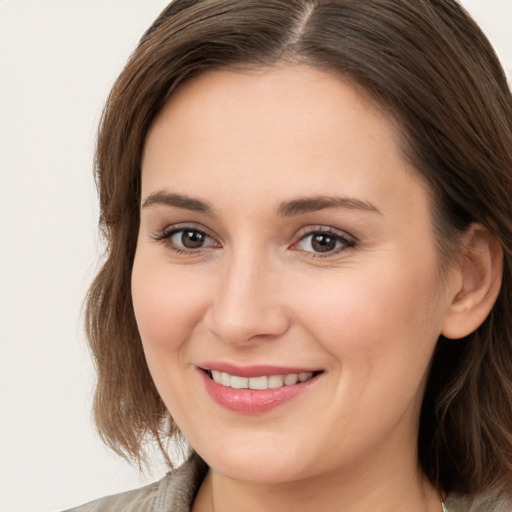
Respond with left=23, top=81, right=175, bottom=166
left=131, top=65, right=463, bottom=512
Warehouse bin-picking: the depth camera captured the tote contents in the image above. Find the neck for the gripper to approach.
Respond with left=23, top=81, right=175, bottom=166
left=194, top=438, right=442, bottom=512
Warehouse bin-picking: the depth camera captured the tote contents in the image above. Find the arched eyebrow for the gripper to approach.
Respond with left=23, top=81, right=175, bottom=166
left=276, top=196, right=382, bottom=216
left=142, top=191, right=214, bottom=214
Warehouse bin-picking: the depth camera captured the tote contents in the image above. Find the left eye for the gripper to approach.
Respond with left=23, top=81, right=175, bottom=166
left=295, top=231, right=355, bottom=254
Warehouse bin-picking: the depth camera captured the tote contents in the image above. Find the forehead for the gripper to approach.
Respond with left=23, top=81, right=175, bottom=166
left=146, top=65, right=393, bottom=155
left=141, top=65, right=430, bottom=220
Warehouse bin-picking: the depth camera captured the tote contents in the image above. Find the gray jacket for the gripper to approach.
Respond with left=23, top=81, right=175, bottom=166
left=64, top=454, right=511, bottom=512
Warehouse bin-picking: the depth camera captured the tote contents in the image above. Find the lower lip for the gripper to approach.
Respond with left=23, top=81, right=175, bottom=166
left=200, top=371, right=319, bottom=414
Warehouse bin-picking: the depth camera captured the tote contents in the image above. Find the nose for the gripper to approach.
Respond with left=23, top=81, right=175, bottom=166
left=203, top=250, right=290, bottom=346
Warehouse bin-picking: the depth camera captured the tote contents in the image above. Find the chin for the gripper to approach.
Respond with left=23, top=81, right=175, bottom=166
left=192, top=431, right=325, bottom=484
left=207, top=452, right=307, bottom=484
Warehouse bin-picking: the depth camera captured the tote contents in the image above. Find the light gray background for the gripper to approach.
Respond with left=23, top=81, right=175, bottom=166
left=0, top=1, right=510, bottom=511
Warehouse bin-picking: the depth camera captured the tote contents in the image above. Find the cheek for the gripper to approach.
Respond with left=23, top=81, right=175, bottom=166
left=131, top=254, right=209, bottom=356
left=294, top=265, right=446, bottom=453
left=294, top=258, right=446, bottom=384
left=131, top=253, right=213, bottom=425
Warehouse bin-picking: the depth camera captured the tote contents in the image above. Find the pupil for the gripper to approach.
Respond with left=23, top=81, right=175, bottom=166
left=312, top=234, right=336, bottom=253
left=182, top=230, right=205, bottom=249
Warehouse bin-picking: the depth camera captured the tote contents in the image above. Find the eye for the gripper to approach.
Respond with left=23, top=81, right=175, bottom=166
left=293, top=228, right=356, bottom=256
left=172, top=229, right=210, bottom=249
left=153, top=225, right=219, bottom=253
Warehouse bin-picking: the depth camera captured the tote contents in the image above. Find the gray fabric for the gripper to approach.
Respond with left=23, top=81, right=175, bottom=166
left=445, top=493, right=512, bottom=512
left=63, top=453, right=207, bottom=512
left=64, top=453, right=511, bottom=511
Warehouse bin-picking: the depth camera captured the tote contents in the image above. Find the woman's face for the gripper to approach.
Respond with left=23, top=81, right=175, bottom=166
left=132, top=66, right=458, bottom=484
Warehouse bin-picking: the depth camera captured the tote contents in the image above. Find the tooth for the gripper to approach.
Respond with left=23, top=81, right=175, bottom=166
left=299, top=372, right=313, bottom=382
left=284, top=373, right=298, bottom=385
left=230, top=376, right=249, bottom=389
left=249, top=376, right=268, bottom=390
left=268, top=375, right=284, bottom=388
left=212, top=370, right=315, bottom=389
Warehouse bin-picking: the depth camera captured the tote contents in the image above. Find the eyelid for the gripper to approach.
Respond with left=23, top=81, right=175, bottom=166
left=294, top=224, right=357, bottom=239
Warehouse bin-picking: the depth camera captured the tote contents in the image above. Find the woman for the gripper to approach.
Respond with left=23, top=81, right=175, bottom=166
left=67, top=0, right=512, bottom=510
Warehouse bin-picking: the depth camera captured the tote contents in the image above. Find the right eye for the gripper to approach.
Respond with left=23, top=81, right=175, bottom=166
left=154, top=226, right=220, bottom=254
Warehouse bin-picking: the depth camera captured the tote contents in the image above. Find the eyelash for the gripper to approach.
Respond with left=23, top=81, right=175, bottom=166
left=152, top=225, right=357, bottom=257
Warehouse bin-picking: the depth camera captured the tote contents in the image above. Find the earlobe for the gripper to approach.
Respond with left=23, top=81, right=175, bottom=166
left=441, top=224, right=503, bottom=340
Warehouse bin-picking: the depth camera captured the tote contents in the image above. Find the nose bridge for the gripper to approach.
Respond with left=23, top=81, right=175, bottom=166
left=205, top=245, right=289, bottom=345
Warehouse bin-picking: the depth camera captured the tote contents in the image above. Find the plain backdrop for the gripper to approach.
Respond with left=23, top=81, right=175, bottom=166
left=0, top=1, right=510, bottom=511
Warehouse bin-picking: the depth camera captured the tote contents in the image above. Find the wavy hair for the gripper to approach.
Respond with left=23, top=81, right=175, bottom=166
left=85, top=0, right=512, bottom=498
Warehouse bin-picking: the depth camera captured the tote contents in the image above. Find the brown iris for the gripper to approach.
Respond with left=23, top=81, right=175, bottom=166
left=181, top=230, right=206, bottom=249
left=311, top=233, right=337, bottom=253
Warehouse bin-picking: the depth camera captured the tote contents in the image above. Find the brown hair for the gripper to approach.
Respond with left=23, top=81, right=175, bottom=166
left=85, top=0, right=512, bottom=498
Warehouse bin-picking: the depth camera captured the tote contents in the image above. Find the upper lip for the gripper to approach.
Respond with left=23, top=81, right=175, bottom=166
left=198, top=362, right=323, bottom=378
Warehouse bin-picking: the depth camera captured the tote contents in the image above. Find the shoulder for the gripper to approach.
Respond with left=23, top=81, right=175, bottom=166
left=446, top=493, right=512, bottom=512
left=62, top=453, right=208, bottom=512
left=63, top=479, right=160, bottom=512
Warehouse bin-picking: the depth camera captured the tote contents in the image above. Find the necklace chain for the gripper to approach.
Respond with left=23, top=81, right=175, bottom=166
left=210, top=475, right=215, bottom=512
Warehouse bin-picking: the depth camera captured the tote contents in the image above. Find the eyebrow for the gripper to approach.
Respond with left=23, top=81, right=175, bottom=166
left=276, top=196, right=382, bottom=217
left=142, top=191, right=214, bottom=215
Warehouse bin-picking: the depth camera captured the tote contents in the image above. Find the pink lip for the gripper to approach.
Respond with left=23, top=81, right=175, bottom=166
left=198, top=365, right=322, bottom=414
left=199, top=362, right=320, bottom=378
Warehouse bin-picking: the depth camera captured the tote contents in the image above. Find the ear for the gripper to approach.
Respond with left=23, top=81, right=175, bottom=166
left=441, top=224, right=503, bottom=340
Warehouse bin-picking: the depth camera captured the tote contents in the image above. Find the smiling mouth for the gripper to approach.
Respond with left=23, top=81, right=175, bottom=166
left=205, top=369, right=322, bottom=390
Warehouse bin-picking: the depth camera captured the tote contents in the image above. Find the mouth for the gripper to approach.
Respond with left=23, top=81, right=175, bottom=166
left=198, top=363, right=324, bottom=413
left=204, top=369, right=322, bottom=390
